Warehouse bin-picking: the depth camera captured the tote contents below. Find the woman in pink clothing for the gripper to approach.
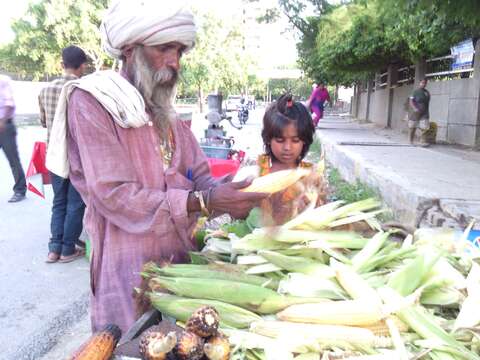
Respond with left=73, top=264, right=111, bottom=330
left=307, top=83, right=331, bottom=127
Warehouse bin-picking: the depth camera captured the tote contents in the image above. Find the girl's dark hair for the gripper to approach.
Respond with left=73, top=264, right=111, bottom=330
left=261, top=93, right=314, bottom=163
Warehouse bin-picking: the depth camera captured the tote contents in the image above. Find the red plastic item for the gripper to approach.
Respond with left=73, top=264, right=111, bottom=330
left=26, top=141, right=51, bottom=198
left=207, top=158, right=241, bottom=178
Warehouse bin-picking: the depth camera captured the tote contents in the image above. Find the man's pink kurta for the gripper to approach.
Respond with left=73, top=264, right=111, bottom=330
left=66, top=88, right=215, bottom=333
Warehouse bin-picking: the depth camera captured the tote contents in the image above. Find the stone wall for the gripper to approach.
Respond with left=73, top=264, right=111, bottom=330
left=352, top=76, right=480, bottom=146
left=370, top=88, right=389, bottom=127
left=357, top=91, right=368, bottom=120
left=391, top=84, right=412, bottom=133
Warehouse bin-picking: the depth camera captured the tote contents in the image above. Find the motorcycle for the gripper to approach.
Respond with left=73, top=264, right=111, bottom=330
left=238, top=103, right=249, bottom=125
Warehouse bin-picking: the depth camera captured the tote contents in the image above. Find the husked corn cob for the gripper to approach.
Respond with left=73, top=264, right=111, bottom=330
left=240, top=168, right=311, bottom=194
left=277, top=300, right=384, bottom=326
left=250, top=321, right=392, bottom=349
left=360, top=316, right=409, bottom=337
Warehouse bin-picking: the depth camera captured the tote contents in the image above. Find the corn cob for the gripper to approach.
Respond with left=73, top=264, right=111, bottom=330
left=360, top=316, right=409, bottom=337
left=259, top=250, right=336, bottom=278
left=144, top=262, right=278, bottom=290
left=240, top=168, right=311, bottom=193
left=149, top=293, right=261, bottom=329
left=276, top=300, right=384, bottom=326
left=379, top=288, right=480, bottom=360
left=150, top=276, right=328, bottom=314
left=68, top=324, right=122, bottom=360
left=252, top=228, right=367, bottom=248
left=250, top=321, right=392, bottom=349
left=331, top=259, right=382, bottom=305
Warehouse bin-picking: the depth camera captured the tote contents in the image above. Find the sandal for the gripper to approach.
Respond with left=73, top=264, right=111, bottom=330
left=58, top=249, right=85, bottom=263
left=46, top=252, right=60, bottom=263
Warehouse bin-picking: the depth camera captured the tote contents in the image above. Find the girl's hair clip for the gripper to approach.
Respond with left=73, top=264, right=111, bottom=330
left=286, top=99, right=294, bottom=108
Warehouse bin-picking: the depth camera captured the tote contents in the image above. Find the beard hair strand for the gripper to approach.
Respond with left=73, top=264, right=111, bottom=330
left=130, top=47, right=179, bottom=148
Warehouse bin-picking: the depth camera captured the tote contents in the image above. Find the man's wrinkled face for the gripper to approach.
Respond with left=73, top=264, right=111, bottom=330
left=141, top=42, right=186, bottom=86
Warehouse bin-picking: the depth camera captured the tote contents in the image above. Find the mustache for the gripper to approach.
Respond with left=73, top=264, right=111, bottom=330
left=153, top=67, right=178, bottom=87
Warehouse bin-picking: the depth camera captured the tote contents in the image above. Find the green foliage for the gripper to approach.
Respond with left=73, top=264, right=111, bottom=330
left=0, top=0, right=109, bottom=79
left=179, top=8, right=257, bottom=107
left=277, top=0, right=480, bottom=85
left=268, top=77, right=311, bottom=100
left=220, top=208, right=262, bottom=238
left=328, top=168, right=378, bottom=204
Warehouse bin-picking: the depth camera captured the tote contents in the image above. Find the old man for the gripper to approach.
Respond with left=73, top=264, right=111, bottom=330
left=46, top=0, right=266, bottom=333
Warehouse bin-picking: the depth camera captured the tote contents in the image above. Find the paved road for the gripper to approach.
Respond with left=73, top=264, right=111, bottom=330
left=0, top=108, right=265, bottom=359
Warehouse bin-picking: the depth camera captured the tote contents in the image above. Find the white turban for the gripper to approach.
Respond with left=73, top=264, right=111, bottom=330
left=100, top=0, right=196, bottom=59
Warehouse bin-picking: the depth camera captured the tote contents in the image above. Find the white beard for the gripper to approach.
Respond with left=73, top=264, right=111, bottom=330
left=129, top=47, right=179, bottom=145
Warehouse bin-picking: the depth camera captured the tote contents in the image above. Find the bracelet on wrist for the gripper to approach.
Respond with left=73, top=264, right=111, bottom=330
left=193, top=190, right=210, bottom=217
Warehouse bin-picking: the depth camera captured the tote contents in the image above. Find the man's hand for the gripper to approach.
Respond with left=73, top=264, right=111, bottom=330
left=209, top=179, right=269, bottom=219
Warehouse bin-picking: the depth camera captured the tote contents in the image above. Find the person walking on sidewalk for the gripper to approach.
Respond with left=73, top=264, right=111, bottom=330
left=0, top=75, right=27, bottom=203
left=46, top=1, right=267, bottom=333
left=39, top=46, right=88, bottom=263
left=408, top=77, right=430, bottom=145
left=307, top=82, right=331, bottom=127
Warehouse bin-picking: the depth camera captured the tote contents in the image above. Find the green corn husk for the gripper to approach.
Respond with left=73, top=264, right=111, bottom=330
left=277, top=247, right=328, bottom=262
left=387, top=250, right=443, bottom=296
left=278, top=273, right=348, bottom=299
left=420, top=287, right=464, bottom=306
left=148, top=292, right=261, bottom=329
left=246, top=263, right=282, bottom=274
left=237, top=255, right=268, bottom=265
left=288, top=198, right=381, bottom=231
left=150, top=276, right=328, bottom=314
left=359, top=246, right=417, bottom=274
left=265, top=229, right=368, bottom=249
left=189, top=251, right=230, bottom=264
left=143, top=262, right=279, bottom=290
left=282, top=200, right=345, bottom=230
left=301, top=242, right=352, bottom=264
left=328, top=210, right=385, bottom=229
left=232, top=230, right=290, bottom=252
left=379, top=288, right=479, bottom=360
left=258, top=251, right=335, bottom=278
left=352, top=231, right=391, bottom=271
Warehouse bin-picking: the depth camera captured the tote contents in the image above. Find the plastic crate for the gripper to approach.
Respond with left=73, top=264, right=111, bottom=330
left=200, top=145, right=231, bottom=159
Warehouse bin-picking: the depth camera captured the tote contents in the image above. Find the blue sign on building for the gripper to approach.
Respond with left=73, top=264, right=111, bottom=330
left=451, top=39, right=475, bottom=70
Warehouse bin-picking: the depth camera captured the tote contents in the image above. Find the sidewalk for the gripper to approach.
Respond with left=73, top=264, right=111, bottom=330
left=0, top=125, right=90, bottom=360
left=317, top=115, right=480, bottom=230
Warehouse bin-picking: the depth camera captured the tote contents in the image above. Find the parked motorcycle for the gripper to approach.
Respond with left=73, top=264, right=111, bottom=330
left=238, top=103, right=249, bottom=125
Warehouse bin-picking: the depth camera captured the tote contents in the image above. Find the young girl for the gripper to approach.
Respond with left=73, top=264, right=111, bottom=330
left=259, top=93, right=314, bottom=173
left=258, top=93, right=324, bottom=224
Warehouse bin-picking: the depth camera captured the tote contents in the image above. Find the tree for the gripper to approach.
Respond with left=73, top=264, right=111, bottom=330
left=0, top=0, right=108, bottom=79
left=179, top=9, right=256, bottom=111
left=288, top=0, right=480, bottom=85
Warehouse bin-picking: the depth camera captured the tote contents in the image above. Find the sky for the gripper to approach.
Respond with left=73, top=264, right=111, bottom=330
left=0, top=0, right=299, bottom=68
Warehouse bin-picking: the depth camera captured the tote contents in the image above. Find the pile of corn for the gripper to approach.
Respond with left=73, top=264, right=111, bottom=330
left=141, top=199, right=480, bottom=360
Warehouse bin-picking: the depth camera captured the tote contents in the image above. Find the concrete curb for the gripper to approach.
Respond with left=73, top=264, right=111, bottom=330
left=7, top=291, right=89, bottom=360
left=320, top=132, right=442, bottom=228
